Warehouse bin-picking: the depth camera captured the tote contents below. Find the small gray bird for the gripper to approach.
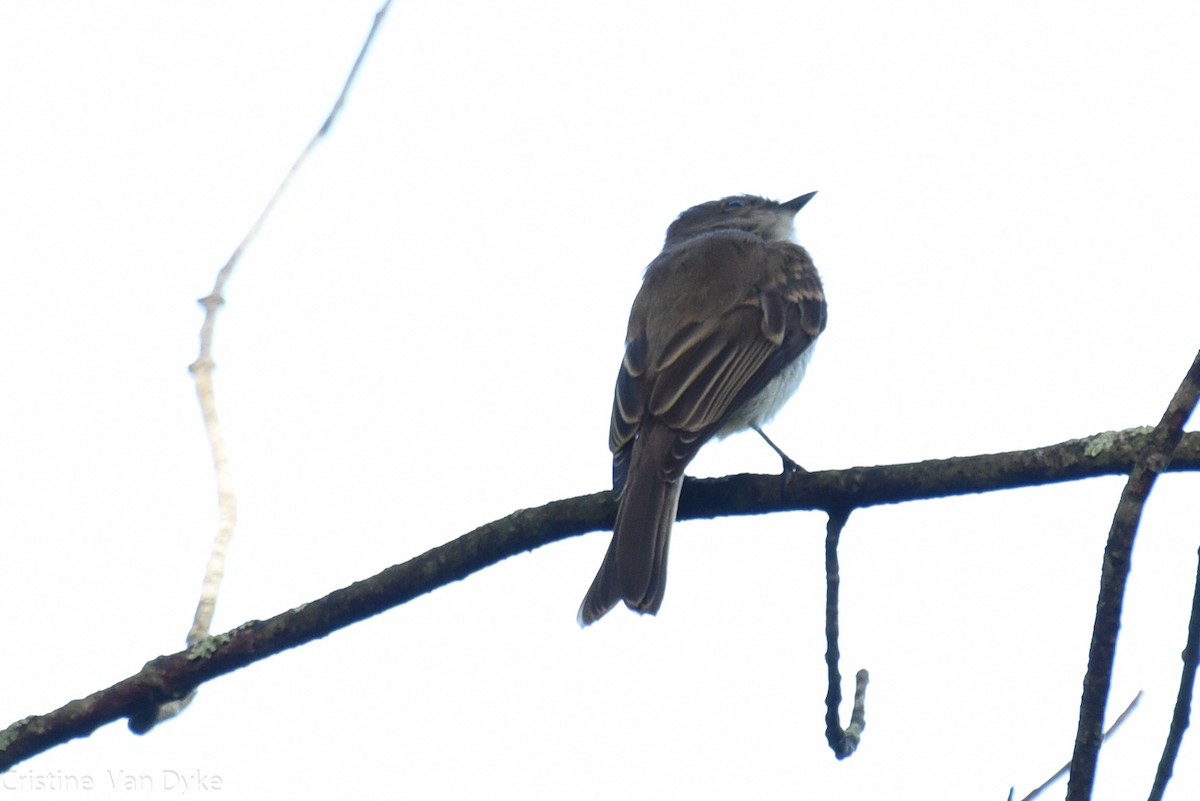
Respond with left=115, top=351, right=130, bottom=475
left=578, top=192, right=827, bottom=625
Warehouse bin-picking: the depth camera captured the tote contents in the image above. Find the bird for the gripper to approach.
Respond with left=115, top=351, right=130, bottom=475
left=577, top=192, right=827, bottom=626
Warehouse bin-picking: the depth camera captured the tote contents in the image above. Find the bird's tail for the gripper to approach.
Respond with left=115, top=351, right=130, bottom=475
left=578, top=427, right=684, bottom=626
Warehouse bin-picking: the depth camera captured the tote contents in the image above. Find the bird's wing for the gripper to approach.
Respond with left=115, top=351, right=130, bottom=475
left=609, top=242, right=825, bottom=489
left=610, top=335, right=648, bottom=492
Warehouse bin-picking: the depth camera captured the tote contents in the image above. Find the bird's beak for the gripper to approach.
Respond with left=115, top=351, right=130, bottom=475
left=783, top=191, right=817, bottom=214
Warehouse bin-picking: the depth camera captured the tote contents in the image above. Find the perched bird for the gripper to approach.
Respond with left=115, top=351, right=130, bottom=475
left=578, top=193, right=827, bottom=625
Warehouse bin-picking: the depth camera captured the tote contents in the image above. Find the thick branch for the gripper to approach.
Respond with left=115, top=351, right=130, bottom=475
left=686, top=426, right=1200, bottom=518
left=2, top=427, right=1198, bottom=770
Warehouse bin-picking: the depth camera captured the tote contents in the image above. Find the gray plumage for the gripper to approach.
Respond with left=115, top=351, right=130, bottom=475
left=578, top=193, right=827, bottom=625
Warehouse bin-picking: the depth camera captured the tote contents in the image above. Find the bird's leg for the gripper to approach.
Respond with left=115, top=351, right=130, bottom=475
left=752, top=425, right=806, bottom=473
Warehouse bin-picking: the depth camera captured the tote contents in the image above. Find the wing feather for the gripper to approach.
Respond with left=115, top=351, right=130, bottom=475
left=607, top=236, right=826, bottom=487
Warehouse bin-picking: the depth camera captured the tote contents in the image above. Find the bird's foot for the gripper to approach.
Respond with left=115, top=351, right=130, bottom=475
left=752, top=425, right=807, bottom=474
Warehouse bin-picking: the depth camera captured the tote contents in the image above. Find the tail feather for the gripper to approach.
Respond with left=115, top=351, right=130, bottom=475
left=578, top=427, right=685, bottom=626
left=615, top=475, right=681, bottom=614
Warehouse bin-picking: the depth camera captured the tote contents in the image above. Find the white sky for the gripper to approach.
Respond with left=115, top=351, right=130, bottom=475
left=2, top=2, right=1199, bottom=799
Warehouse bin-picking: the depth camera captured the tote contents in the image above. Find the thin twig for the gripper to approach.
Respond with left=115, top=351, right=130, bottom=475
left=1065, top=349, right=1200, bottom=801
left=1148, top=545, right=1200, bottom=801
left=1016, top=692, right=1141, bottom=801
left=150, top=2, right=397, bottom=732
left=823, top=508, right=868, bottom=758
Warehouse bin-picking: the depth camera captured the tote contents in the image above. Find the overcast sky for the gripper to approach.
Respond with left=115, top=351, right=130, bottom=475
left=2, top=2, right=1199, bottom=799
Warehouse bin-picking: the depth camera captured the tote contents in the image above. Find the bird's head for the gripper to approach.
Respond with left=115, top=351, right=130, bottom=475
left=664, top=192, right=816, bottom=247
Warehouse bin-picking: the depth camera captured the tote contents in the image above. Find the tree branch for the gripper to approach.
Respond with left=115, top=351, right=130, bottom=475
left=2, top=427, right=1198, bottom=770
left=1066, top=350, right=1200, bottom=801
left=1147, top=545, right=1200, bottom=801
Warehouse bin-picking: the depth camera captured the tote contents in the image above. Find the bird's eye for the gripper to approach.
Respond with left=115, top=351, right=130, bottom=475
left=724, top=199, right=745, bottom=210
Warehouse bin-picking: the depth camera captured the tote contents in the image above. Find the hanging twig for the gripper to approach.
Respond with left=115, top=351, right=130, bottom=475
left=823, top=507, right=869, bottom=758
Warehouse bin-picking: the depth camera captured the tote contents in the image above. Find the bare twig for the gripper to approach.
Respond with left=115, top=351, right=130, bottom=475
left=154, top=2, right=397, bottom=733
left=1015, top=692, right=1141, bottom=801
left=822, top=508, right=868, bottom=758
left=1148, top=546, right=1200, bottom=801
left=3, top=428, right=1200, bottom=769
left=1065, top=349, right=1200, bottom=801
left=186, top=0, right=395, bottom=647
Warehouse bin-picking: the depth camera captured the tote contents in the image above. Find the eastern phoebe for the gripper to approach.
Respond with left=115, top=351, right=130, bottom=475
left=578, top=192, right=827, bottom=625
